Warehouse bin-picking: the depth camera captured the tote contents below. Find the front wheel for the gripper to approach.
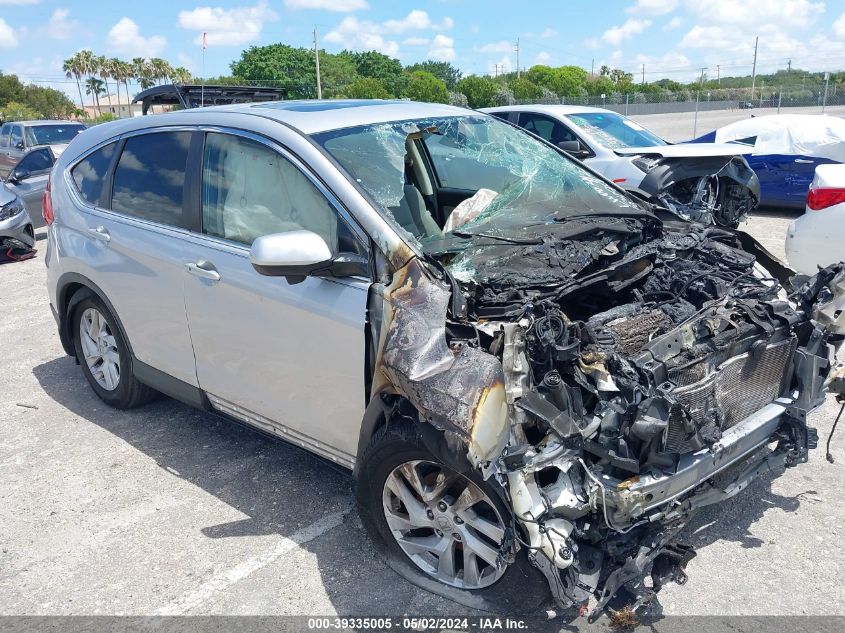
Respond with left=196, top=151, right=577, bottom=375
left=356, top=419, right=550, bottom=612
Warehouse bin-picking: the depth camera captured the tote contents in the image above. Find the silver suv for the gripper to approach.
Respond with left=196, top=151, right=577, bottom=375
left=44, top=100, right=845, bottom=618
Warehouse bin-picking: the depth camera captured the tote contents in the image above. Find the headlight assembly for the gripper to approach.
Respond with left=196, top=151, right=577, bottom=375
left=0, top=197, right=25, bottom=221
left=631, top=155, right=661, bottom=173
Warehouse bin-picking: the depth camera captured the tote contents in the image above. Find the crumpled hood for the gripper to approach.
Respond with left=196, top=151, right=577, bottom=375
left=615, top=142, right=748, bottom=158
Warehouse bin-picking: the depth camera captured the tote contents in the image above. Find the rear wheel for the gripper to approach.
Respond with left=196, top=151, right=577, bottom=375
left=356, top=419, right=550, bottom=612
left=71, top=294, right=157, bottom=409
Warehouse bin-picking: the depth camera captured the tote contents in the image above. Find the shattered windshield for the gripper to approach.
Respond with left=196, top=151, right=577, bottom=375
left=314, top=115, right=643, bottom=249
left=567, top=112, right=666, bottom=149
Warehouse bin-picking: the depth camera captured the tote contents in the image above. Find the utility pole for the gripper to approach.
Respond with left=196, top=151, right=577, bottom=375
left=641, top=63, right=645, bottom=84
left=493, top=64, right=499, bottom=78
left=591, top=58, right=595, bottom=78
left=750, top=35, right=759, bottom=100
left=313, top=27, right=322, bottom=99
left=699, top=67, right=707, bottom=88
left=515, top=38, right=520, bottom=79
left=787, top=58, right=791, bottom=73
left=823, top=71, right=830, bottom=112
left=717, top=64, right=720, bottom=86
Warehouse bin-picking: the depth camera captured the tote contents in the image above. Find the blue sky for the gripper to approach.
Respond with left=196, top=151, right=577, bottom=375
left=3, top=0, right=845, bottom=99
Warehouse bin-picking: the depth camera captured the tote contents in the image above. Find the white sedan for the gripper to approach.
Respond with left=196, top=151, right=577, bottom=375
left=786, top=163, right=845, bottom=275
left=482, top=104, right=758, bottom=227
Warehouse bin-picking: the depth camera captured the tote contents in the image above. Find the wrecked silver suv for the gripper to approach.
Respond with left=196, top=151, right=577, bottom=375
left=48, top=102, right=844, bottom=619
left=314, top=111, right=845, bottom=618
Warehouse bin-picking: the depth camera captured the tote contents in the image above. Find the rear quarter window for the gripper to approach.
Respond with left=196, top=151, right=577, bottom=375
left=71, top=142, right=118, bottom=206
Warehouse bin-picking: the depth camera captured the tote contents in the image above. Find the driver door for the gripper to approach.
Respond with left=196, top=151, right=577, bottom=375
left=181, top=129, right=370, bottom=466
left=6, top=147, right=54, bottom=227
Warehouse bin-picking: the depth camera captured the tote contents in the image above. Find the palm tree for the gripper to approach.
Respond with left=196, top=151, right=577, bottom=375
left=131, top=57, right=146, bottom=92
left=173, top=67, right=192, bottom=84
left=97, top=56, right=114, bottom=112
left=149, top=58, right=173, bottom=85
left=114, top=60, right=134, bottom=115
left=62, top=54, right=86, bottom=117
left=76, top=50, right=99, bottom=115
left=84, top=77, right=105, bottom=117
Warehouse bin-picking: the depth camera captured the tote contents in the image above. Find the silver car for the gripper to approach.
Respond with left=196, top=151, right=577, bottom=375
left=0, top=120, right=84, bottom=178
left=44, top=100, right=845, bottom=619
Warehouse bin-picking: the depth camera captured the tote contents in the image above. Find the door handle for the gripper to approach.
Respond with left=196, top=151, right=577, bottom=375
left=87, top=226, right=111, bottom=243
left=794, top=158, right=814, bottom=164
left=186, top=261, right=221, bottom=282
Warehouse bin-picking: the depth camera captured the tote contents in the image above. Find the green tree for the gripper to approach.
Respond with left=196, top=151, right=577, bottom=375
left=509, top=77, right=542, bottom=101
left=21, top=85, right=76, bottom=119
left=1, top=101, right=39, bottom=122
left=405, top=60, right=462, bottom=89
left=319, top=53, right=359, bottom=97
left=405, top=71, right=449, bottom=103
left=231, top=44, right=316, bottom=98
left=85, top=77, right=105, bottom=115
left=456, top=75, right=498, bottom=108
left=346, top=77, right=391, bottom=99
left=339, top=50, right=405, bottom=96
left=524, top=65, right=587, bottom=98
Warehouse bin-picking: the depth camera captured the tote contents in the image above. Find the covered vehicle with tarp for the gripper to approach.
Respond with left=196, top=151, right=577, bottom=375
left=690, top=114, right=845, bottom=208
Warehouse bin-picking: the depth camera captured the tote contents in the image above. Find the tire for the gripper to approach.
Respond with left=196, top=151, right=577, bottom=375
left=71, top=294, right=157, bottom=409
left=356, top=419, right=551, bottom=614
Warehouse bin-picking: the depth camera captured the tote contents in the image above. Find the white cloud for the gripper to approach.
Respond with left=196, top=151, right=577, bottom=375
left=835, top=12, right=845, bottom=38
left=427, top=34, right=455, bottom=61
left=178, top=1, right=278, bottom=46
left=0, top=18, right=18, bottom=47
left=382, top=10, right=452, bottom=34
left=627, top=0, right=679, bottom=15
left=402, top=36, right=430, bottom=46
left=601, top=17, right=652, bottom=45
left=176, top=53, right=196, bottom=73
left=664, top=16, right=683, bottom=31
left=0, top=0, right=38, bottom=4
left=284, top=0, right=368, bottom=11
left=44, top=8, right=79, bottom=40
left=534, top=51, right=552, bottom=64
left=106, top=18, right=166, bottom=57
left=324, top=16, right=400, bottom=57
left=525, top=28, right=557, bottom=39
left=477, top=40, right=512, bottom=54
left=324, top=10, right=453, bottom=57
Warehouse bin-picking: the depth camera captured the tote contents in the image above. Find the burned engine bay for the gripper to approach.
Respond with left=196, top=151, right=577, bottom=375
left=373, top=211, right=845, bottom=619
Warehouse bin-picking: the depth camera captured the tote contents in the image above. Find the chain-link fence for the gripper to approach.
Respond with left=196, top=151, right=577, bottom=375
left=510, top=85, right=845, bottom=116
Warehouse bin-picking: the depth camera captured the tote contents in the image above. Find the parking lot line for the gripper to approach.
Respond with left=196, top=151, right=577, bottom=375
left=155, top=507, right=351, bottom=615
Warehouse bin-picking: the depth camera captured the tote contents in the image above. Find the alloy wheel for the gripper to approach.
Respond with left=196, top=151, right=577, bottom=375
left=382, top=459, right=508, bottom=590
left=79, top=307, right=121, bottom=391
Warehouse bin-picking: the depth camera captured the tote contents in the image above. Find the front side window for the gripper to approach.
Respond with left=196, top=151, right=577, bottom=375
left=25, top=124, right=85, bottom=147
left=518, top=113, right=577, bottom=146
left=14, top=148, right=54, bottom=176
left=10, top=126, right=22, bottom=148
left=71, top=142, right=117, bottom=206
left=201, top=132, right=354, bottom=252
left=111, top=132, right=191, bottom=227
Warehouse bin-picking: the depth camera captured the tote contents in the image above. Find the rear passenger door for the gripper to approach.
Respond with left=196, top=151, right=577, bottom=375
left=69, top=130, right=199, bottom=388
left=180, top=129, right=370, bottom=466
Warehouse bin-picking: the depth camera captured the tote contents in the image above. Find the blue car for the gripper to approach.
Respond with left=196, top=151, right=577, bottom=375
left=690, top=114, right=845, bottom=208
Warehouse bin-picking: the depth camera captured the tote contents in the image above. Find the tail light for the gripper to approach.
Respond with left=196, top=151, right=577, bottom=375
left=807, top=187, right=845, bottom=211
left=42, top=173, right=53, bottom=225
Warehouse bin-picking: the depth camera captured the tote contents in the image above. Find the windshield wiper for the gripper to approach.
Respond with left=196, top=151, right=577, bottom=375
left=450, top=230, right=543, bottom=245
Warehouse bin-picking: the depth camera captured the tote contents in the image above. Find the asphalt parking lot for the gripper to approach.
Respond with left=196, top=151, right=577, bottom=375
left=1, top=197, right=844, bottom=617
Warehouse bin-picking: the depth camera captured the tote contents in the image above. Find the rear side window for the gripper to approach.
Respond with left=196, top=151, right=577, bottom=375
left=71, top=142, right=117, bottom=206
left=111, top=132, right=191, bottom=227
left=0, top=124, right=9, bottom=148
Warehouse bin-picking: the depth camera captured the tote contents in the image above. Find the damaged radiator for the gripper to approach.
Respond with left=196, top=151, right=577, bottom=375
left=665, top=338, right=796, bottom=453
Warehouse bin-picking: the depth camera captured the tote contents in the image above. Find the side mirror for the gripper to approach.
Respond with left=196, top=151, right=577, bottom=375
left=250, top=230, right=333, bottom=278
left=9, top=167, right=30, bottom=183
left=557, top=140, right=590, bottom=159
left=14, top=141, right=24, bottom=150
